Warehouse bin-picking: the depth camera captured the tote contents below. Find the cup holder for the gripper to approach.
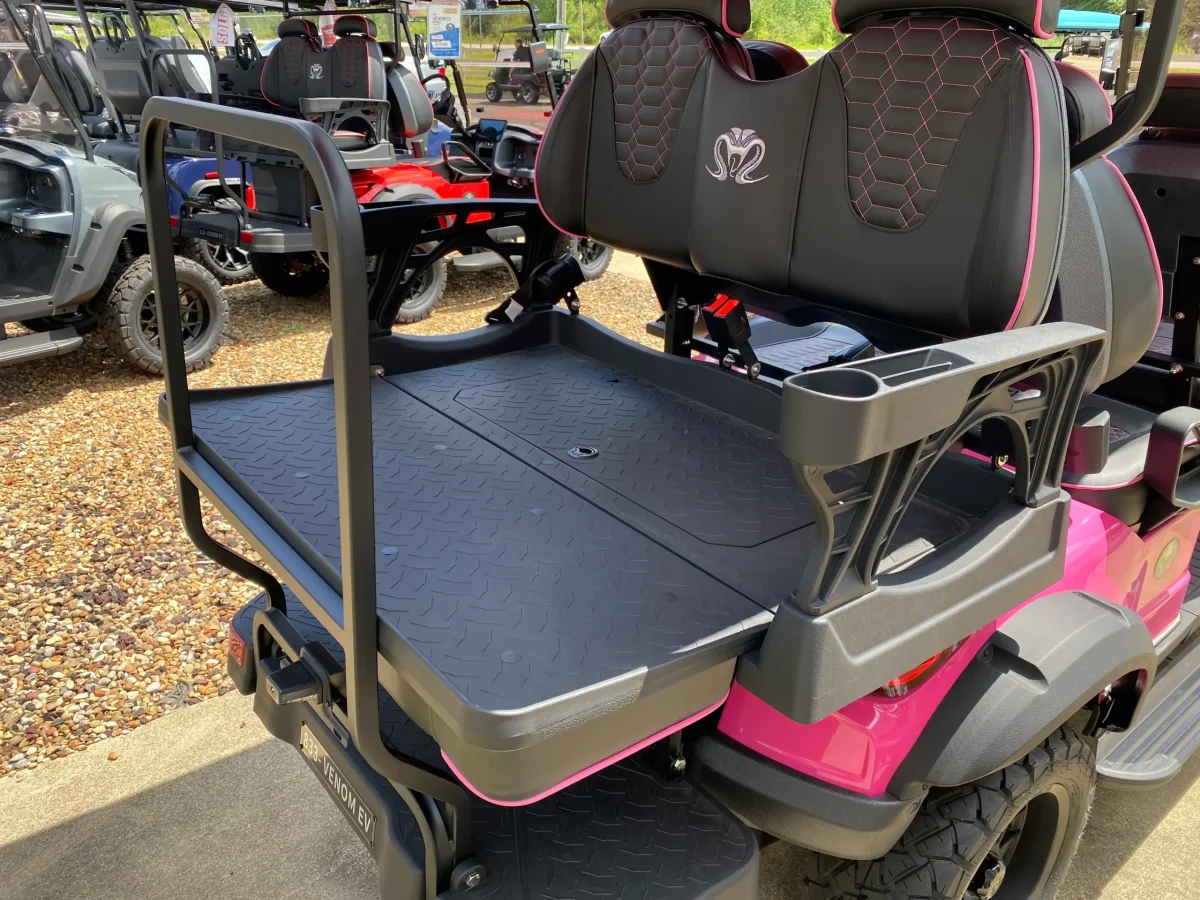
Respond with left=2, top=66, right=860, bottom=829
left=794, top=367, right=881, bottom=399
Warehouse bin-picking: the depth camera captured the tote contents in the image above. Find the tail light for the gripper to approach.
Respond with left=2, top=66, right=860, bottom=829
left=228, top=623, right=247, bottom=668
left=873, top=645, right=959, bottom=698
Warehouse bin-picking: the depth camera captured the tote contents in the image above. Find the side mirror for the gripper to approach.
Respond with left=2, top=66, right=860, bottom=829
left=414, top=33, right=427, bottom=60
left=529, top=41, right=550, bottom=74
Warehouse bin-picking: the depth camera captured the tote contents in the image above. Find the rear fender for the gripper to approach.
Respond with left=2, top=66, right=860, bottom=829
left=891, top=590, right=1156, bottom=791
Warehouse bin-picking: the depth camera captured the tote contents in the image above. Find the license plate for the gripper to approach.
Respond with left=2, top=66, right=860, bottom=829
left=299, top=723, right=377, bottom=845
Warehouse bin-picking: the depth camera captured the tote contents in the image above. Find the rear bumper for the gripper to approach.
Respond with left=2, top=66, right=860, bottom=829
left=689, top=732, right=923, bottom=860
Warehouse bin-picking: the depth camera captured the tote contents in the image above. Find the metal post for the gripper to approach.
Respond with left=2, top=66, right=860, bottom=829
left=139, top=99, right=474, bottom=899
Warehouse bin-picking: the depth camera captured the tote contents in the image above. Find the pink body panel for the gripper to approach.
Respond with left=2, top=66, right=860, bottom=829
left=718, top=500, right=1200, bottom=796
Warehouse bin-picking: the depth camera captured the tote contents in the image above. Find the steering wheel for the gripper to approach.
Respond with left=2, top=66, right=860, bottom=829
left=420, top=72, right=451, bottom=94
left=235, top=33, right=261, bottom=68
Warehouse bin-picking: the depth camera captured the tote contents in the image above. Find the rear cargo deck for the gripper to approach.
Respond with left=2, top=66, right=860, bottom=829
left=185, top=343, right=974, bottom=801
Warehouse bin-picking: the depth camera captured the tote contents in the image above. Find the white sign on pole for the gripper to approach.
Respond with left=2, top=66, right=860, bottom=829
left=428, top=4, right=462, bottom=59
left=210, top=2, right=237, bottom=47
left=319, top=0, right=338, bottom=47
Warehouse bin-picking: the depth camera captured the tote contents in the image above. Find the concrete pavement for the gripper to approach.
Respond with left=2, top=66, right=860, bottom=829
left=2, top=691, right=1200, bottom=899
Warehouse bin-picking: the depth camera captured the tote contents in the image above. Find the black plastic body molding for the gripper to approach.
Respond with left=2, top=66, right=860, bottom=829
left=741, top=324, right=1105, bottom=723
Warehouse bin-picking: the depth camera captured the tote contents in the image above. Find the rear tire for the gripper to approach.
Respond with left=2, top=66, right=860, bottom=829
left=519, top=81, right=541, bottom=104
left=806, top=726, right=1095, bottom=900
left=98, top=256, right=229, bottom=375
left=393, top=249, right=448, bottom=325
left=249, top=251, right=329, bottom=298
left=555, top=234, right=613, bottom=281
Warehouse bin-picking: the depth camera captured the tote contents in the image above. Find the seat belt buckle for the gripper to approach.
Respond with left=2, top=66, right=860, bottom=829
left=702, top=293, right=761, bottom=378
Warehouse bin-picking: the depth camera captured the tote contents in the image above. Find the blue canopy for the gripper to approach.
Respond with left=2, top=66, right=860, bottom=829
left=1057, top=9, right=1121, bottom=32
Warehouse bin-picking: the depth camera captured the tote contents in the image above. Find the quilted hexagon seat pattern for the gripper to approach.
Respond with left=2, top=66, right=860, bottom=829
left=600, top=20, right=713, bottom=182
left=830, top=17, right=1020, bottom=230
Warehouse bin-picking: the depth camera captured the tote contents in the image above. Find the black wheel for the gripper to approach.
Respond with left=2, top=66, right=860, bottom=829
left=485, top=81, right=502, bottom=102
left=180, top=197, right=254, bottom=285
left=393, top=247, right=448, bottom=325
left=555, top=233, right=613, bottom=281
left=19, top=310, right=98, bottom=333
left=249, top=251, right=329, bottom=298
left=519, top=80, right=541, bottom=105
left=98, top=256, right=229, bottom=375
left=807, top=726, right=1095, bottom=900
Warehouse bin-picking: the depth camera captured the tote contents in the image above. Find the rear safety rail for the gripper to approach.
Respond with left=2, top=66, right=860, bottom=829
left=139, top=98, right=480, bottom=900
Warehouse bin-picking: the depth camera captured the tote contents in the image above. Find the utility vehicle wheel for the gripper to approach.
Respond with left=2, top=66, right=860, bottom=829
left=806, top=726, right=1095, bottom=900
left=393, top=249, right=448, bottom=325
left=99, top=256, right=229, bottom=375
left=485, top=81, right=502, bottom=102
left=519, top=81, right=541, bottom=104
left=249, top=251, right=330, bottom=298
left=182, top=237, right=253, bottom=285
left=555, top=234, right=613, bottom=281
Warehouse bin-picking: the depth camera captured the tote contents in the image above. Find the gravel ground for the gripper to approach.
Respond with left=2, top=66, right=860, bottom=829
left=0, top=269, right=660, bottom=776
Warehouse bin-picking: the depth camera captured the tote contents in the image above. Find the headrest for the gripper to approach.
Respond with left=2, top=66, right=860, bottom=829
left=604, top=0, right=750, bottom=37
left=334, top=15, right=377, bottom=38
left=378, top=40, right=405, bottom=63
left=277, top=18, right=317, bottom=40
left=831, top=0, right=1058, bottom=38
left=1056, top=62, right=1111, bottom=145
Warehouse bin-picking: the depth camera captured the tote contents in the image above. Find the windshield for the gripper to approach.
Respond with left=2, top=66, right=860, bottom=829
left=0, top=3, right=87, bottom=150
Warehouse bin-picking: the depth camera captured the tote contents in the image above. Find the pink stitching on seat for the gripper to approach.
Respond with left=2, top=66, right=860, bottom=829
left=829, top=17, right=1019, bottom=230
left=1006, top=48, right=1040, bottom=331
left=600, top=20, right=713, bottom=182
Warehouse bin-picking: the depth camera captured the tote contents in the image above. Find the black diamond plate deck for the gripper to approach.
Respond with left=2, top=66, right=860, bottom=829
left=233, top=594, right=759, bottom=900
left=192, top=347, right=967, bottom=800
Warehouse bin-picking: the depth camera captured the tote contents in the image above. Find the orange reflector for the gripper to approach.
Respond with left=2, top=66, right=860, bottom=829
left=228, top=624, right=246, bottom=668
left=873, top=645, right=959, bottom=698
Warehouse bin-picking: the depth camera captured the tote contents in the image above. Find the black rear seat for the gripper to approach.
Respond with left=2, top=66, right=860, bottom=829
left=259, top=16, right=388, bottom=151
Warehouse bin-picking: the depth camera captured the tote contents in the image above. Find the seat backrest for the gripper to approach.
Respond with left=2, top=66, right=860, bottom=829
left=537, top=0, right=1068, bottom=338
left=1053, top=62, right=1160, bottom=392
left=386, top=65, right=434, bottom=140
left=90, top=15, right=158, bottom=118
left=50, top=37, right=102, bottom=116
left=261, top=16, right=386, bottom=110
left=330, top=15, right=386, bottom=100
left=260, top=18, right=323, bottom=109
